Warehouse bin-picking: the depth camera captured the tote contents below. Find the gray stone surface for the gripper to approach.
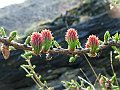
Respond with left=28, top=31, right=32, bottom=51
left=0, top=0, right=80, bottom=35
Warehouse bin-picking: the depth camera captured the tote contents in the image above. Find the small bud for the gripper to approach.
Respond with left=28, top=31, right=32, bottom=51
left=21, top=65, right=30, bottom=68
left=112, top=32, right=119, bottom=42
left=24, top=36, right=30, bottom=45
left=112, top=46, right=120, bottom=53
left=1, top=44, right=10, bottom=60
left=31, top=32, right=43, bottom=55
left=77, top=41, right=81, bottom=48
left=26, top=73, right=33, bottom=77
left=85, top=35, right=100, bottom=57
left=87, top=86, right=91, bottom=90
left=9, top=46, right=16, bottom=51
left=115, top=55, right=120, bottom=61
left=8, top=31, right=17, bottom=42
left=21, top=51, right=33, bottom=59
left=0, top=27, right=6, bottom=37
left=38, top=75, right=41, bottom=79
left=41, top=29, right=54, bottom=53
left=112, top=46, right=120, bottom=61
left=104, top=31, right=110, bottom=43
left=65, top=28, right=80, bottom=52
left=111, top=74, right=116, bottom=84
left=69, top=55, right=77, bottom=63
left=32, top=65, right=36, bottom=69
left=54, top=40, right=61, bottom=48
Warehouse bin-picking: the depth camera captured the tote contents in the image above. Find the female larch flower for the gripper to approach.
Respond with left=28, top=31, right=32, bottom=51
left=31, top=32, right=43, bottom=55
left=41, top=29, right=54, bottom=53
left=85, top=35, right=100, bottom=57
left=65, top=28, right=79, bottom=52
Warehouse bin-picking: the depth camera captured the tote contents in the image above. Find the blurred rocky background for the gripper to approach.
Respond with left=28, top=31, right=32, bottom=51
left=0, top=0, right=80, bottom=35
left=0, top=0, right=120, bottom=90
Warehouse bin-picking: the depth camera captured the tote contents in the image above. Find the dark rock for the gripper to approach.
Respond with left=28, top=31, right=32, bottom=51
left=0, top=0, right=120, bottom=90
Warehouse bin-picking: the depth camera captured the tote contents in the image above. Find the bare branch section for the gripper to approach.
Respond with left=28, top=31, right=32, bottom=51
left=0, top=37, right=32, bottom=51
left=0, top=37, right=120, bottom=55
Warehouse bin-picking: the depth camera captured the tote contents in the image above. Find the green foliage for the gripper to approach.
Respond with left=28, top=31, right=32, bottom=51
left=111, top=74, right=117, bottom=84
left=112, top=32, right=120, bottom=42
left=53, top=40, right=60, bottom=48
left=26, top=73, right=33, bottom=77
left=0, top=27, right=6, bottom=37
left=77, top=41, right=81, bottom=48
left=42, top=39, right=53, bottom=52
left=9, top=31, right=17, bottom=42
left=87, top=86, right=91, bottom=90
left=21, top=51, right=33, bottom=59
left=9, top=46, right=16, bottom=51
left=112, top=46, right=120, bottom=60
left=99, top=74, right=119, bottom=90
left=24, top=36, right=30, bottom=45
left=62, top=79, right=81, bottom=89
left=111, top=0, right=120, bottom=4
left=69, top=54, right=77, bottom=62
left=104, top=31, right=110, bottom=43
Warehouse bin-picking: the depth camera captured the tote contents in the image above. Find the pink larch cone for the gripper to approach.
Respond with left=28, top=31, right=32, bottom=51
left=65, top=28, right=79, bottom=52
left=31, top=32, right=43, bottom=55
left=85, top=35, right=99, bottom=57
left=41, top=29, right=53, bottom=53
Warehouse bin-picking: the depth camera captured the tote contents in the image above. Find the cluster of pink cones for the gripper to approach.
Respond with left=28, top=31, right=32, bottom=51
left=31, top=28, right=99, bottom=56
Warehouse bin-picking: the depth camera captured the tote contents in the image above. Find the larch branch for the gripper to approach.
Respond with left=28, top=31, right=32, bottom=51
left=0, top=37, right=120, bottom=55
